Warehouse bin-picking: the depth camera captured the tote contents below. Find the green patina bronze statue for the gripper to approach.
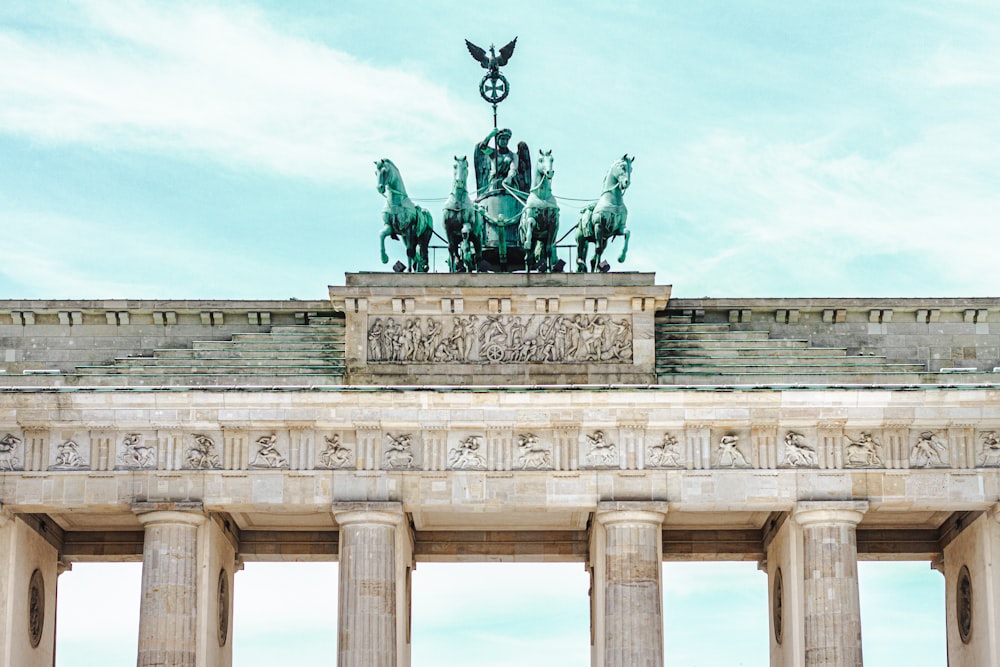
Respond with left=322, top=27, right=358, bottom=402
left=376, top=158, right=433, bottom=272
left=576, top=155, right=634, bottom=272
left=517, top=149, right=560, bottom=273
left=442, top=155, right=484, bottom=273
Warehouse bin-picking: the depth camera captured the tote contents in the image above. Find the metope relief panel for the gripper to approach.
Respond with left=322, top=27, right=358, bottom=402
left=249, top=433, right=289, bottom=469
left=515, top=432, right=553, bottom=470
left=366, top=314, right=633, bottom=364
left=977, top=431, right=1000, bottom=467
left=713, top=431, right=751, bottom=469
left=579, top=430, right=618, bottom=469
left=909, top=430, right=949, bottom=468
left=118, top=432, right=158, bottom=470
left=645, top=432, right=684, bottom=469
left=49, top=431, right=91, bottom=470
left=843, top=432, right=885, bottom=468
left=183, top=433, right=223, bottom=470
left=0, top=432, right=23, bottom=471
left=382, top=432, right=420, bottom=470
left=447, top=432, right=487, bottom=471
left=315, top=433, right=354, bottom=470
left=779, top=431, right=817, bottom=468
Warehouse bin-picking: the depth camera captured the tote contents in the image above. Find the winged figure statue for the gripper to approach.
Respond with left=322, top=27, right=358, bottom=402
left=465, top=37, right=518, bottom=78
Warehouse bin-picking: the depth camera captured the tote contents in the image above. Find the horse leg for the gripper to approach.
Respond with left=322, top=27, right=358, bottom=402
left=576, top=232, right=588, bottom=272
left=618, top=228, right=630, bottom=263
left=380, top=223, right=392, bottom=264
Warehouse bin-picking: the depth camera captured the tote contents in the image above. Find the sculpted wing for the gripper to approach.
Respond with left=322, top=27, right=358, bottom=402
left=465, top=39, right=490, bottom=68
left=513, top=140, right=531, bottom=195
left=497, top=37, right=518, bottom=66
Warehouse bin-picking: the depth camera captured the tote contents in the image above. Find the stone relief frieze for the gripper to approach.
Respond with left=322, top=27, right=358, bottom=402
left=911, top=431, right=947, bottom=468
left=120, top=433, right=156, bottom=469
left=516, top=433, right=552, bottom=469
left=383, top=433, right=416, bottom=469
left=781, top=432, right=816, bottom=468
left=367, top=314, right=633, bottom=364
left=186, top=434, right=222, bottom=470
left=52, top=440, right=85, bottom=469
left=646, top=433, right=682, bottom=468
left=845, top=432, right=884, bottom=467
left=317, top=434, right=353, bottom=469
left=978, top=431, right=1000, bottom=467
left=716, top=435, right=749, bottom=468
left=250, top=435, right=287, bottom=469
left=583, top=430, right=617, bottom=467
left=448, top=435, right=486, bottom=470
left=0, top=433, right=22, bottom=471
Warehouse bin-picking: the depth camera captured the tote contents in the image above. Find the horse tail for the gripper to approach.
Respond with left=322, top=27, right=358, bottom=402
left=416, top=206, right=434, bottom=241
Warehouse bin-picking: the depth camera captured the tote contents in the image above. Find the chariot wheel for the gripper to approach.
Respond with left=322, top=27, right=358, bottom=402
left=483, top=343, right=505, bottom=362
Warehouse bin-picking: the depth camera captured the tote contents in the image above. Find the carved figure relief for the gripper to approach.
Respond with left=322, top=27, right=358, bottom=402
left=186, top=434, right=222, bottom=470
left=978, top=431, right=1000, bottom=467
left=383, top=433, right=415, bottom=469
left=845, top=432, right=884, bottom=467
left=0, top=433, right=21, bottom=471
left=782, top=432, right=816, bottom=467
left=448, top=435, right=486, bottom=470
left=250, top=435, right=287, bottom=469
left=120, top=433, right=156, bottom=469
left=911, top=431, right=947, bottom=468
left=517, top=433, right=552, bottom=469
left=217, top=569, right=230, bottom=647
left=52, top=440, right=84, bottom=469
left=717, top=435, right=749, bottom=468
left=367, top=314, right=633, bottom=364
left=583, top=430, right=617, bottom=467
left=958, top=565, right=972, bottom=644
left=317, top=434, right=353, bottom=469
left=28, top=568, right=44, bottom=648
left=646, top=433, right=682, bottom=468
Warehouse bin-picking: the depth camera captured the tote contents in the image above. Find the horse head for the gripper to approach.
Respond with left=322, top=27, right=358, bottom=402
left=452, top=155, right=469, bottom=191
left=608, top=154, right=633, bottom=193
left=375, top=158, right=402, bottom=197
left=534, top=149, right=554, bottom=188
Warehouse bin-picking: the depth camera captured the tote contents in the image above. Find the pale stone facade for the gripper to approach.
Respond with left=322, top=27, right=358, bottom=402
left=1, top=273, right=1000, bottom=665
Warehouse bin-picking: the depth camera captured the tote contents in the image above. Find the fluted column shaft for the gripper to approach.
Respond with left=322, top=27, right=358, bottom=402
left=794, top=502, right=867, bottom=667
left=595, top=504, right=667, bottom=667
left=136, top=511, right=205, bottom=667
left=335, top=506, right=405, bottom=667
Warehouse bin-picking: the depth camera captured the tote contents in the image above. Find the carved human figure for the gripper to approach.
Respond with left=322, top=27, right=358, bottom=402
left=783, top=432, right=816, bottom=467
left=911, top=431, right=946, bottom=467
left=54, top=439, right=83, bottom=468
left=448, top=435, right=486, bottom=470
left=979, top=431, right=1000, bottom=466
left=186, top=434, right=221, bottom=469
left=251, top=435, right=287, bottom=468
left=382, top=318, right=401, bottom=362
left=368, top=318, right=384, bottom=361
left=584, top=430, right=617, bottom=466
left=608, top=318, right=633, bottom=360
left=422, top=318, right=442, bottom=362
left=318, top=434, right=353, bottom=468
left=845, top=432, right=884, bottom=467
left=647, top=433, right=682, bottom=467
left=717, top=434, right=749, bottom=468
left=384, top=433, right=415, bottom=469
left=582, top=316, right=608, bottom=358
left=517, top=433, right=551, bottom=469
left=473, top=127, right=530, bottom=198
left=0, top=433, right=21, bottom=471
left=121, top=433, right=156, bottom=469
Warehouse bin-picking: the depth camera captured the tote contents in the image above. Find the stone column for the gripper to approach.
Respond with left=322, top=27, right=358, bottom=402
left=334, top=502, right=412, bottom=667
left=0, top=509, right=59, bottom=667
left=793, top=501, right=868, bottom=667
left=590, top=501, right=668, bottom=667
left=942, top=506, right=1000, bottom=666
left=763, top=513, right=804, bottom=667
left=136, top=511, right=205, bottom=667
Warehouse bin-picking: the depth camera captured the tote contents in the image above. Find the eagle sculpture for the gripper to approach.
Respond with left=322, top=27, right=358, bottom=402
left=465, top=37, right=518, bottom=77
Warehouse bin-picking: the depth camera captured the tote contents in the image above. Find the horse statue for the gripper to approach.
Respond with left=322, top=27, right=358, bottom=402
left=376, top=158, right=434, bottom=272
left=517, top=150, right=560, bottom=272
left=442, top=155, right=484, bottom=272
left=575, top=154, right=633, bottom=272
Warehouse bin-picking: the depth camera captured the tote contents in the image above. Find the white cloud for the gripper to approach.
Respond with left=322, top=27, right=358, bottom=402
left=0, top=0, right=480, bottom=186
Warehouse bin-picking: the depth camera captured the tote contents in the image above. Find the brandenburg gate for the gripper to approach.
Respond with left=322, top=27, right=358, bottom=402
left=2, top=272, right=1000, bottom=665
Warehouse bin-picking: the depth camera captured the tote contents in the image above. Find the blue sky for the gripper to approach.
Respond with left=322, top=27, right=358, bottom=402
left=3, top=0, right=990, bottom=663
left=2, top=1, right=999, bottom=298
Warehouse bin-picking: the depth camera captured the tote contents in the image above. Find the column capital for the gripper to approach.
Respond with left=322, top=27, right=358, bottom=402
left=136, top=510, right=207, bottom=528
left=596, top=500, right=668, bottom=526
left=333, top=501, right=404, bottom=528
left=793, top=500, right=868, bottom=528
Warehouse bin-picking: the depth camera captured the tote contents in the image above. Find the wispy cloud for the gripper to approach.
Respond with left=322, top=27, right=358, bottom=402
left=0, top=1, right=479, bottom=186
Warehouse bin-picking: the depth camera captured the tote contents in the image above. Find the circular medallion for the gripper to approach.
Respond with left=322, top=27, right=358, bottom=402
left=958, top=565, right=972, bottom=644
left=773, top=567, right=784, bottom=645
left=479, top=73, right=509, bottom=105
left=217, top=569, right=230, bottom=647
left=28, top=569, right=44, bottom=648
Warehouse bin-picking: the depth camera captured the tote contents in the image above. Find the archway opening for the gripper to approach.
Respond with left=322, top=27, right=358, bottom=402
left=56, top=562, right=142, bottom=667
left=411, top=562, right=590, bottom=667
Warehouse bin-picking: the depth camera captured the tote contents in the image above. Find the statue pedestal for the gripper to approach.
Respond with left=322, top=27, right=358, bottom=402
left=330, top=272, right=670, bottom=385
